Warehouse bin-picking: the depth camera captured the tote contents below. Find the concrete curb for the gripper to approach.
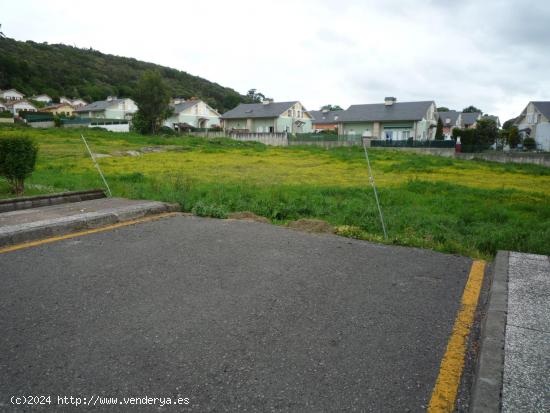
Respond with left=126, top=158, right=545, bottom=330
left=470, top=251, right=509, bottom=412
left=0, top=201, right=179, bottom=247
left=0, top=189, right=106, bottom=213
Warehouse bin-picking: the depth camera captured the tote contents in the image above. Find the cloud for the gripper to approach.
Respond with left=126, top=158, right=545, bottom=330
left=2, top=0, right=549, bottom=120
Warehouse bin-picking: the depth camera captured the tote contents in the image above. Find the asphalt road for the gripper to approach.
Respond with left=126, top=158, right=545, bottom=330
left=0, top=215, right=473, bottom=412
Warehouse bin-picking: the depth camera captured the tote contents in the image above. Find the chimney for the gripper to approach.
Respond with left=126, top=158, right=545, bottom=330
left=384, top=97, right=397, bottom=106
left=262, top=98, right=273, bottom=105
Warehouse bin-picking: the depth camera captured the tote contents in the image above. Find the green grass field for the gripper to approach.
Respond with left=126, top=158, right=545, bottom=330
left=1, top=125, right=549, bottom=259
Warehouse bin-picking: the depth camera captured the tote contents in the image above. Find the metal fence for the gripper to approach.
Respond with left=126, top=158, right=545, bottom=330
left=370, top=139, right=455, bottom=148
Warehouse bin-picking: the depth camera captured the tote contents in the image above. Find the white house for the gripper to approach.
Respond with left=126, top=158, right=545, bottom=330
left=60, top=97, right=88, bottom=108
left=5, top=100, right=38, bottom=115
left=0, top=89, right=25, bottom=101
left=32, top=94, right=52, bottom=104
left=74, top=97, right=138, bottom=120
left=514, top=101, right=550, bottom=151
left=164, top=99, right=221, bottom=130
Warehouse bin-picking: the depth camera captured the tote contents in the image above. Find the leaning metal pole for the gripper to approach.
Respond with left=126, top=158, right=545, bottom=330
left=362, top=138, right=388, bottom=240
left=81, top=134, right=112, bottom=197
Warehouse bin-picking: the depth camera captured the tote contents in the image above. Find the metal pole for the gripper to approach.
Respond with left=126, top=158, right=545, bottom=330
left=81, top=134, right=112, bottom=197
left=362, top=138, right=388, bottom=239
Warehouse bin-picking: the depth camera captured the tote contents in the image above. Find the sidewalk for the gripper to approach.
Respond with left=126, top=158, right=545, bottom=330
left=472, top=251, right=550, bottom=412
left=0, top=197, right=179, bottom=247
left=503, top=252, right=550, bottom=411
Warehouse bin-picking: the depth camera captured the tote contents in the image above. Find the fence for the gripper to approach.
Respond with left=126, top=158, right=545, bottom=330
left=188, top=130, right=226, bottom=138
left=370, top=139, right=455, bottom=148
left=229, top=132, right=288, bottom=146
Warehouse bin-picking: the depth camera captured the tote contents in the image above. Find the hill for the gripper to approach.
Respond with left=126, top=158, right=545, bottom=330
left=0, top=36, right=245, bottom=112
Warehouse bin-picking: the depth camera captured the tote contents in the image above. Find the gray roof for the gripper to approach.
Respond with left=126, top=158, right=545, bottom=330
left=532, top=101, right=550, bottom=120
left=75, top=99, right=125, bottom=113
left=221, top=101, right=298, bottom=119
left=172, top=101, right=199, bottom=113
left=436, top=110, right=461, bottom=126
left=309, top=110, right=343, bottom=124
left=461, top=112, right=481, bottom=125
left=338, top=101, right=434, bottom=122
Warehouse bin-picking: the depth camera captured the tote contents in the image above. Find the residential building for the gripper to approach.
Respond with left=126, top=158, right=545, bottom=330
left=436, top=110, right=462, bottom=139
left=0, top=88, right=24, bottom=101
left=222, top=100, right=313, bottom=133
left=60, top=96, right=73, bottom=105
left=74, top=97, right=137, bottom=120
left=337, top=97, right=438, bottom=140
left=40, top=103, right=76, bottom=116
left=5, top=100, right=38, bottom=115
left=32, top=94, right=53, bottom=104
left=0, top=102, right=7, bottom=112
left=462, top=112, right=482, bottom=128
left=514, top=101, right=550, bottom=151
left=482, top=114, right=501, bottom=128
left=60, top=97, right=88, bottom=108
left=309, top=109, right=342, bottom=132
left=164, top=99, right=221, bottom=130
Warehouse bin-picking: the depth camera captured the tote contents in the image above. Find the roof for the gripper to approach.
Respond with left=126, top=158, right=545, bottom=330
left=41, top=103, right=74, bottom=111
left=75, top=99, right=125, bottom=112
left=0, top=89, right=24, bottom=95
left=309, top=110, right=343, bottom=124
left=338, top=101, right=434, bottom=122
left=531, top=101, right=550, bottom=120
left=436, top=110, right=461, bottom=126
left=461, top=112, right=481, bottom=125
left=221, top=101, right=298, bottom=119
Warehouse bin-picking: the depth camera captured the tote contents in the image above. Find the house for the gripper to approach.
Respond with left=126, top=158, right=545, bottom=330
left=482, top=114, right=501, bottom=128
left=309, top=110, right=342, bottom=132
left=164, top=99, right=221, bottom=130
left=4, top=100, right=38, bottom=116
left=32, top=94, right=53, bottom=104
left=0, top=102, right=7, bottom=112
left=0, top=88, right=25, bottom=101
left=436, top=110, right=463, bottom=139
left=461, top=112, right=482, bottom=128
left=74, top=97, right=138, bottom=120
left=60, top=97, right=88, bottom=108
left=337, top=97, right=438, bottom=140
left=222, top=100, right=313, bottom=133
left=40, top=103, right=76, bottom=116
left=514, top=101, right=550, bottom=151
left=60, top=96, right=72, bottom=105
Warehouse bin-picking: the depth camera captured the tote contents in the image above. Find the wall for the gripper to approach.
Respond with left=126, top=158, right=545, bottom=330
left=29, top=121, right=55, bottom=128
left=535, top=123, right=550, bottom=151
left=455, top=152, right=550, bottom=167
left=0, top=118, right=14, bottom=123
left=88, top=123, right=129, bottom=132
left=289, top=140, right=361, bottom=148
left=340, top=122, right=374, bottom=137
left=229, top=132, right=288, bottom=146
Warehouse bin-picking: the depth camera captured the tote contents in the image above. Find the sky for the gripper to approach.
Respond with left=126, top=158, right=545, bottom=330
left=2, top=0, right=549, bottom=121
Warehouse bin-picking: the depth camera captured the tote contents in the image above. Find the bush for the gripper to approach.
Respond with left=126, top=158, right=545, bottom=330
left=191, top=202, right=228, bottom=219
left=0, top=111, right=13, bottom=118
left=159, top=126, right=176, bottom=136
left=0, top=136, right=38, bottom=195
left=523, top=137, right=536, bottom=150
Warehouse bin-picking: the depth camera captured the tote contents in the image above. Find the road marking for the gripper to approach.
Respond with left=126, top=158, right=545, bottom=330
left=0, top=212, right=179, bottom=254
left=428, top=260, right=486, bottom=412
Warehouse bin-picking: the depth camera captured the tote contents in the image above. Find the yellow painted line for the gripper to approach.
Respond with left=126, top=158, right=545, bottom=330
left=428, top=260, right=486, bottom=412
left=0, top=212, right=179, bottom=254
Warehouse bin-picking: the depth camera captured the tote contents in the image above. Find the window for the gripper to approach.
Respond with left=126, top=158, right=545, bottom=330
left=385, top=130, right=393, bottom=140
left=297, top=111, right=301, bottom=118
left=288, top=110, right=292, bottom=117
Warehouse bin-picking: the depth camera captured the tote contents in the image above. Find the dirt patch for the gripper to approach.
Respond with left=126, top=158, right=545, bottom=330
left=227, top=211, right=270, bottom=224
left=287, top=218, right=335, bottom=234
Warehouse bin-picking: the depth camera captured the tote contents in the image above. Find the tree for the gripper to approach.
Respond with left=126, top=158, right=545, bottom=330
left=133, top=70, right=171, bottom=134
left=246, top=89, right=267, bottom=103
left=435, top=117, right=444, bottom=140
left=462, top=105, right=483, bottom=114
left=475, top=117, right=498, bottom=145
left=507, top=126, right=520, bottom=148
left=437, top=107, right=450, bottom=112
left=0, top=136, right=38, bottom=195
left=502, top=118, right=517, bottom=130
left=320, top=104, right=343, bottom=111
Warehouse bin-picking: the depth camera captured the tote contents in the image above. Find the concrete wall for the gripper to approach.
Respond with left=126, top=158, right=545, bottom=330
left=29, top=121, right=55, bottom=128
left=289, top=140, right=362, bottom=148
left=535, top=123, right=550, bottom=151
left=456, top=152, right=550, bottom=167
left=229, top=132, right=288, bottom=146
left=0, top=118, right=14, bottom=123
left=89, top=123, right=129, bottom=133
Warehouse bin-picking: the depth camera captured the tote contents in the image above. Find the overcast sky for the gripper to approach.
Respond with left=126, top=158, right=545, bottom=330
left=3, top=0, right=549, bottom=120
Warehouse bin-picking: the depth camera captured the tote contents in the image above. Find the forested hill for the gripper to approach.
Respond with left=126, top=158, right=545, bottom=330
left=0, top=36, right=245, bottom=112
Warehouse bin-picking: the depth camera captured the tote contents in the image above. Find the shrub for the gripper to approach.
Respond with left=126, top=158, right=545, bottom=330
left=191, top=202, right=228, bottom=219
left=0, top=136, right=38, bottom=195
left=523, top=137, right=536, bottom=150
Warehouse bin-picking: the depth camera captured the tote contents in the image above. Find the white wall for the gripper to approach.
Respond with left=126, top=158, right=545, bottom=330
left=88, top=123, right=130, bottom=133
left=535, top=123, right=550, bottom=151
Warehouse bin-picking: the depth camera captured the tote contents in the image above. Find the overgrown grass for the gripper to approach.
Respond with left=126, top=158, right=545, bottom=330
left=1, top=125, right=549, bottom=259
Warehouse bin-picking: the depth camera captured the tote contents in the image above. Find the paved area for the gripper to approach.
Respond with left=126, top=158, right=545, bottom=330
left=0, top=215, right=474, bottom=412
left=0, top=197, right=177, bottom=247
left=502, top=252, right=550, bottom=412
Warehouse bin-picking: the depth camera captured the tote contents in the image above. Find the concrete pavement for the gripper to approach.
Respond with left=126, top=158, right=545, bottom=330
left=0, top=215, right=476, bottom=412
left=0, top=197, right=178, bottom=247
